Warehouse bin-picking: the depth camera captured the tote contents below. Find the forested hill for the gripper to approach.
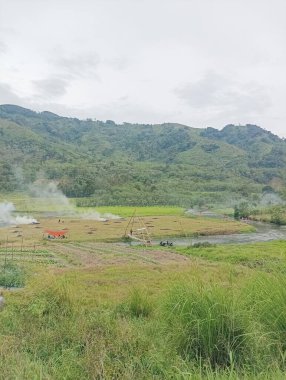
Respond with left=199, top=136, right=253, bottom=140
left=0, top=104, right=285, bottom=206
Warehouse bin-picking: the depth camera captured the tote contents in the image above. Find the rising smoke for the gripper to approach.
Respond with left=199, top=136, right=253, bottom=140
left=29, top=180, right=71, bottom=208
left=0, top=202, right=38, bottom=226
left=260, top=192, right=285, bottom=206
left=78, top=211, right=121, bottom=221
left=29, top=179, right=120, bottom=221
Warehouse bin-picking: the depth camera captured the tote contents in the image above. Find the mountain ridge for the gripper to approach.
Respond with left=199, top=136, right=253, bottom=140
left=0, top=104, right=285, bottom=206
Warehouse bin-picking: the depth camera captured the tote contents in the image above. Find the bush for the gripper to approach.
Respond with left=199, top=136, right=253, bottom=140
left=192, top=242, right=214, bottom=248
left=0, top=262, right=25, bottom=288
left=270, top=206, right=286, bottom=225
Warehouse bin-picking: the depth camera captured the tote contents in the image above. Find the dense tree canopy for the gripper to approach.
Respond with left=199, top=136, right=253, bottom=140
left=0, top=104, right=286, bottom=206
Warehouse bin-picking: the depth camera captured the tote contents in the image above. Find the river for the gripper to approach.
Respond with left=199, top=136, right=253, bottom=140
left=153, top=221, right=286, bottom=246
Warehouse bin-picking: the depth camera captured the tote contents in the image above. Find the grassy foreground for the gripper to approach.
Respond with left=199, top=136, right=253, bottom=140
left=1, top=239, right=286, bottom=379
left=0, top=200, right=281, bottom=379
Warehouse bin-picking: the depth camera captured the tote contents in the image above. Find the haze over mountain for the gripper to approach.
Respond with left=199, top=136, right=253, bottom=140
left=1, top=104, right=285, bottom=207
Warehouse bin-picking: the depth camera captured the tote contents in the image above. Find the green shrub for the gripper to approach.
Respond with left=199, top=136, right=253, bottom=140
left=192, top=242, right=215, bottom=248
left=0, top=262, right=25, bottom=288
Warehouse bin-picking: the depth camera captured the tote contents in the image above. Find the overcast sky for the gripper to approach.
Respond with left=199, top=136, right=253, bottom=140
left=0, top=0, right=285, bottom=136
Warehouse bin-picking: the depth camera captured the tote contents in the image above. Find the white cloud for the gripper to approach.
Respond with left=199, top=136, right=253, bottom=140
left=0, top=83, right=23, bottom=104
left=52, top=52, right=101, bottom=79
left=32, top=78, right=69, bottom=99
left=0, top=41, right=7, bottom=54
left=175, top=72, right=271, bottom=118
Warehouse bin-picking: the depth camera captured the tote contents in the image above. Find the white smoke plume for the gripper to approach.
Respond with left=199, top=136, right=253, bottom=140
left=29, top=180, right=120, bottom=221
left=29, top=180, right=72, bottom=208
left=260, top=192, right=285, bottom=206
left=0, top=202, right=38, bottom=225
left=79, top=211, right=121, bottom=222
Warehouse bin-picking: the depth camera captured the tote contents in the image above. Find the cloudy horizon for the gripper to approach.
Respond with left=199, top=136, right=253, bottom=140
left=0, top=0, right=285, bottom=137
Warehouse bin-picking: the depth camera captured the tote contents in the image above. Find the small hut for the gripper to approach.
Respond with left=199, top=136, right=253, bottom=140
left=44, top=229, right=68, bottom=239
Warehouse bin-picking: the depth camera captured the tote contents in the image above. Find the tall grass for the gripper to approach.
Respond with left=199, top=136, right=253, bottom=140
left=243, top=274, right=286, bottom=365
left=3, top=270, right=286, bottom=378
left=116, top=288, right=153, bottom=318
left=163, top=281, right=250, bottom=370
left=27, top=276, right=76, bottom=318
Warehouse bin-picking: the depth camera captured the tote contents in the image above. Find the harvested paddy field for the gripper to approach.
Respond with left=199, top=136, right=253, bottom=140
left=0, top=239, right=191, bottom=274
left=0, top=214, right=253, bottom=245
left=49, top=241, right=190, bottom=267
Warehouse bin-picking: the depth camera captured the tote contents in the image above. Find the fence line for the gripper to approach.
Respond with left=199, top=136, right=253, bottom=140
left=0, top=243, right=44, bottom=252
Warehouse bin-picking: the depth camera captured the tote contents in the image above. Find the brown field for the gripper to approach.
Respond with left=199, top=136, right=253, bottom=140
left=0, top=215, right=253, bottom=246
left=0, top=239, right=189, bottom=267
left=1, top=238, right=232, bottom=308
left=0, top=215, right=253, bottom=274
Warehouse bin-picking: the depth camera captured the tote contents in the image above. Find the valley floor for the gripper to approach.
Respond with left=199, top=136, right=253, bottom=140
left=1, top=216, right=286, bottom=379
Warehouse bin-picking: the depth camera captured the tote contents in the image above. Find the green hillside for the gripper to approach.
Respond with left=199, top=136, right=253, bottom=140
left=1, top=104, right=285, bottom=206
